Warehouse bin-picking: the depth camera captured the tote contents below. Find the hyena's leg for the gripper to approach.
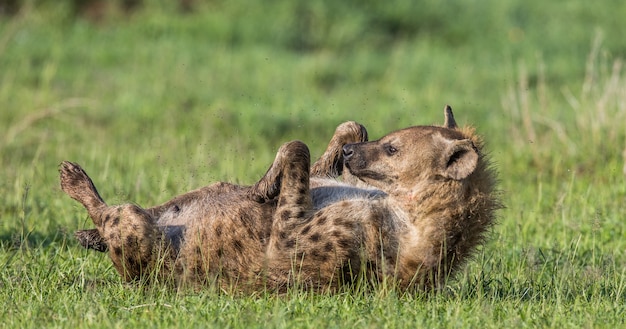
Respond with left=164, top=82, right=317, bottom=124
left=252, top=141, right=361, bottom=290
left=250, top=141, right=312, bottom=212
left=310, top=121, right=368, bottom=179
left=60, top=161, right=168, bottom=281
left=248, top=121, right=368, bottom=204
left=75, top=228, right=108, bottom=252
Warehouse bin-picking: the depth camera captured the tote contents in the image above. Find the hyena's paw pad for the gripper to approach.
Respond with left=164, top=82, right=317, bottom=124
left=59, top=161, right=102, bottom=200
left=59, top=161, right=91, bottom=191
left=334, top=121, right=368, bottom=144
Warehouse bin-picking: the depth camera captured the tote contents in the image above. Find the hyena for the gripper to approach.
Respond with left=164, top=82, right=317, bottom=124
left=60, top=106, right=499, bottom=291
left=60, top=120, right=368, bottom=289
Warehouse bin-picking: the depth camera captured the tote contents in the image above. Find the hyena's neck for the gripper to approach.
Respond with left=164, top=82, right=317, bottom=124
left=390, top=181, right=470, bottom=224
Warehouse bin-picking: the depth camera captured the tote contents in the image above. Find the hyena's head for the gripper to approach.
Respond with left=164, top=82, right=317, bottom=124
left=342, top=106, right=481, bottom=195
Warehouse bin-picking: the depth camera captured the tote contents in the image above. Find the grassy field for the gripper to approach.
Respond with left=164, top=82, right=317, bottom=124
left=1, top=1, right=625, bottom=327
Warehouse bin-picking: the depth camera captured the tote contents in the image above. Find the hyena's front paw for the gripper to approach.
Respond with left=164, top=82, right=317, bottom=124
left=311, top=122, right=367, bottom=178
left=75, top=229, right=108, bottom=252
left=249, top=170, right=281, bottom=203
left=249, top=141, right=310, bottom=203
left=334, top=121, right=368, bottom=145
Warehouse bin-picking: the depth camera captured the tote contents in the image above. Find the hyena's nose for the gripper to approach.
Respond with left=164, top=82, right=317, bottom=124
left=342, top=144, right=355, bottom=160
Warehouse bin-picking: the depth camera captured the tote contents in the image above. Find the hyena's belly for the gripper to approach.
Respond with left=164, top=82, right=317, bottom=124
left=155, top=186, right=276, bottom=283
left=310, top=185, right=386, bottom=210
left=153, top=183, right=252, bottom=252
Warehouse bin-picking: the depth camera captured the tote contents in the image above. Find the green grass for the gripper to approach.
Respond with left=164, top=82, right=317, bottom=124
left=1, top=1, right=626, bottom=327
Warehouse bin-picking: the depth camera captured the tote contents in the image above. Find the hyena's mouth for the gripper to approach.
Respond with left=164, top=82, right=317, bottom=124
left=358, top=170, right=388, bottom=181
left=347, top=166, right=389, bottom=182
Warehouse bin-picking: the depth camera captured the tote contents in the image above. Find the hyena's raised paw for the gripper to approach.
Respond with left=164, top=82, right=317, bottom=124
left=59, top=161, right=104, bottom=206
left=248, top=179, right=281, bottom=203
left=249, top=141, right=310, bottom=203
left=311, top=121, right=368, bottom=178
left=333, top=121, right=368, bottom=145
left=75, top=229, right=108, bottom=252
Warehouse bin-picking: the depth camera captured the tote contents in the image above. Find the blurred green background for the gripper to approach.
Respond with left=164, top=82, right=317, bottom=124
left=1, top=0, right=625, bottom=327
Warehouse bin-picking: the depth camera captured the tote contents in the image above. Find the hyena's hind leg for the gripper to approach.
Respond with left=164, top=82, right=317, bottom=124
left=60, top=161, right=170, bottom=281
left=310, top=121, right=368, bottom=179
left=59, top=161, right=110, bottom=252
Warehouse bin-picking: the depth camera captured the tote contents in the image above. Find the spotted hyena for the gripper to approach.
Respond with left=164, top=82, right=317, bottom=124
left=60, top=120, right=368, bottom=289
left=60, top=106, right=499, bottom=291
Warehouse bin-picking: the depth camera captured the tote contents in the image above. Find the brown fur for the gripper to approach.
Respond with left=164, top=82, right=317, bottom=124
left=60, top=106, right=500, bottom=292
left=61, top=121, right=367, bottom=290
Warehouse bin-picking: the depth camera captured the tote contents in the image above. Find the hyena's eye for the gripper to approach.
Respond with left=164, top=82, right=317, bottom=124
left=383, top=143, right=398, bottom=156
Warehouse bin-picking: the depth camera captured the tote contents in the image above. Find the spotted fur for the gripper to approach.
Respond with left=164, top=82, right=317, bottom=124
left=61, top=107, right=500, bottom=292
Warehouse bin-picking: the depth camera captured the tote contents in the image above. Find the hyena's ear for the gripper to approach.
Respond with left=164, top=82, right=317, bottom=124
left=443, top=105, right=457, bottom=129
left=440, top=138, right=478, bottom=180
